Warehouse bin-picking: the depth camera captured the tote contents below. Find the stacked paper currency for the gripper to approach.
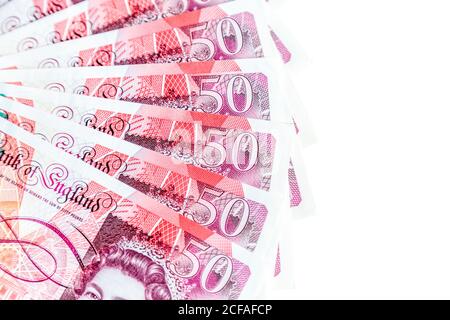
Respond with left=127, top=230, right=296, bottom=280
left=0, top=0, right=312, bottom=300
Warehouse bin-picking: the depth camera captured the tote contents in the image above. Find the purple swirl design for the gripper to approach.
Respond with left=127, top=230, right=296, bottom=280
left=46, top=31, right=62, bottom=44
left=52, top=106, right=74, bottom=120
left=96, top=83, right=123, bottom=99
left=51, top=132, right=75, bottom=151
left=38, top=58, right=60, bottom=69
left=17, top=37, right=39, bottom=52
left=92, top=50, right=115, bottom=66
left=18, top=121, right=34, bottom=132
left=44, top=83, right=66, bottom=93
left=73, top=85, right=90, bottom=95
left=0, top=214, right=84, bottom=288
left=67, top=56, right=84, bottom=67
left=1, top=16, right=20, bottom=33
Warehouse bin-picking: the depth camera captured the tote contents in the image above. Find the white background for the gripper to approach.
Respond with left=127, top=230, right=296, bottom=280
left=272, top=0, right=450, bottom=299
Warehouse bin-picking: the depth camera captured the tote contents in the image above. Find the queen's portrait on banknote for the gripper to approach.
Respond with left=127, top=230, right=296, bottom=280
left=74, top=243, right=173, bottom=300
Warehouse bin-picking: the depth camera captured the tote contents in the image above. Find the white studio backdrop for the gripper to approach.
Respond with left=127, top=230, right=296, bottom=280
left=271, top=0, right=450, bottom=299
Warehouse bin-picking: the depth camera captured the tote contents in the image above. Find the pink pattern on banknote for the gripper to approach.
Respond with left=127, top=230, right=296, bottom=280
left=31, top=0, right=71, bottom=20
left=289, top=161, right=301, bottom=207
left=0, top=145, right=118, bottom=299
left=81, top=12, right=264, bottom=66
left=89, top=0, right=234, bottom=34
left=124, top=122, right=276, bottom=191
left=52, top=11, right=90, bottom=43
left=270, top=29, right=292, bottom=64
left=0, top=0, right=73, bottom=34
left=75, top=72, right=272, bottom=121
left=88, top=0, right=158, bottom=34
left=126, top=157, right=270, bottom=251
left=274, top=246, right=281, bottom=277
left=0, top=113, right=35, bottom=206
left=10, top=0, right=237, bottom=53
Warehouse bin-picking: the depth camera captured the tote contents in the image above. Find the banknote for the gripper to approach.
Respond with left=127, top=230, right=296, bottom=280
left=0, top=112, right=277, bottom=300
left=0, top=82, right=282, bottom=132
left=0, top=95, right=291, bottom=254
left=0, top=0, right=80, bottom=35
left=0, top=60, right=291, bottom=122
left=0, top=0, right=273, bottom=68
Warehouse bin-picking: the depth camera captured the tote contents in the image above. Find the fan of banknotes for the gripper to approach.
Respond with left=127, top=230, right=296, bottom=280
left=0, top=0, right=312, bottom=300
